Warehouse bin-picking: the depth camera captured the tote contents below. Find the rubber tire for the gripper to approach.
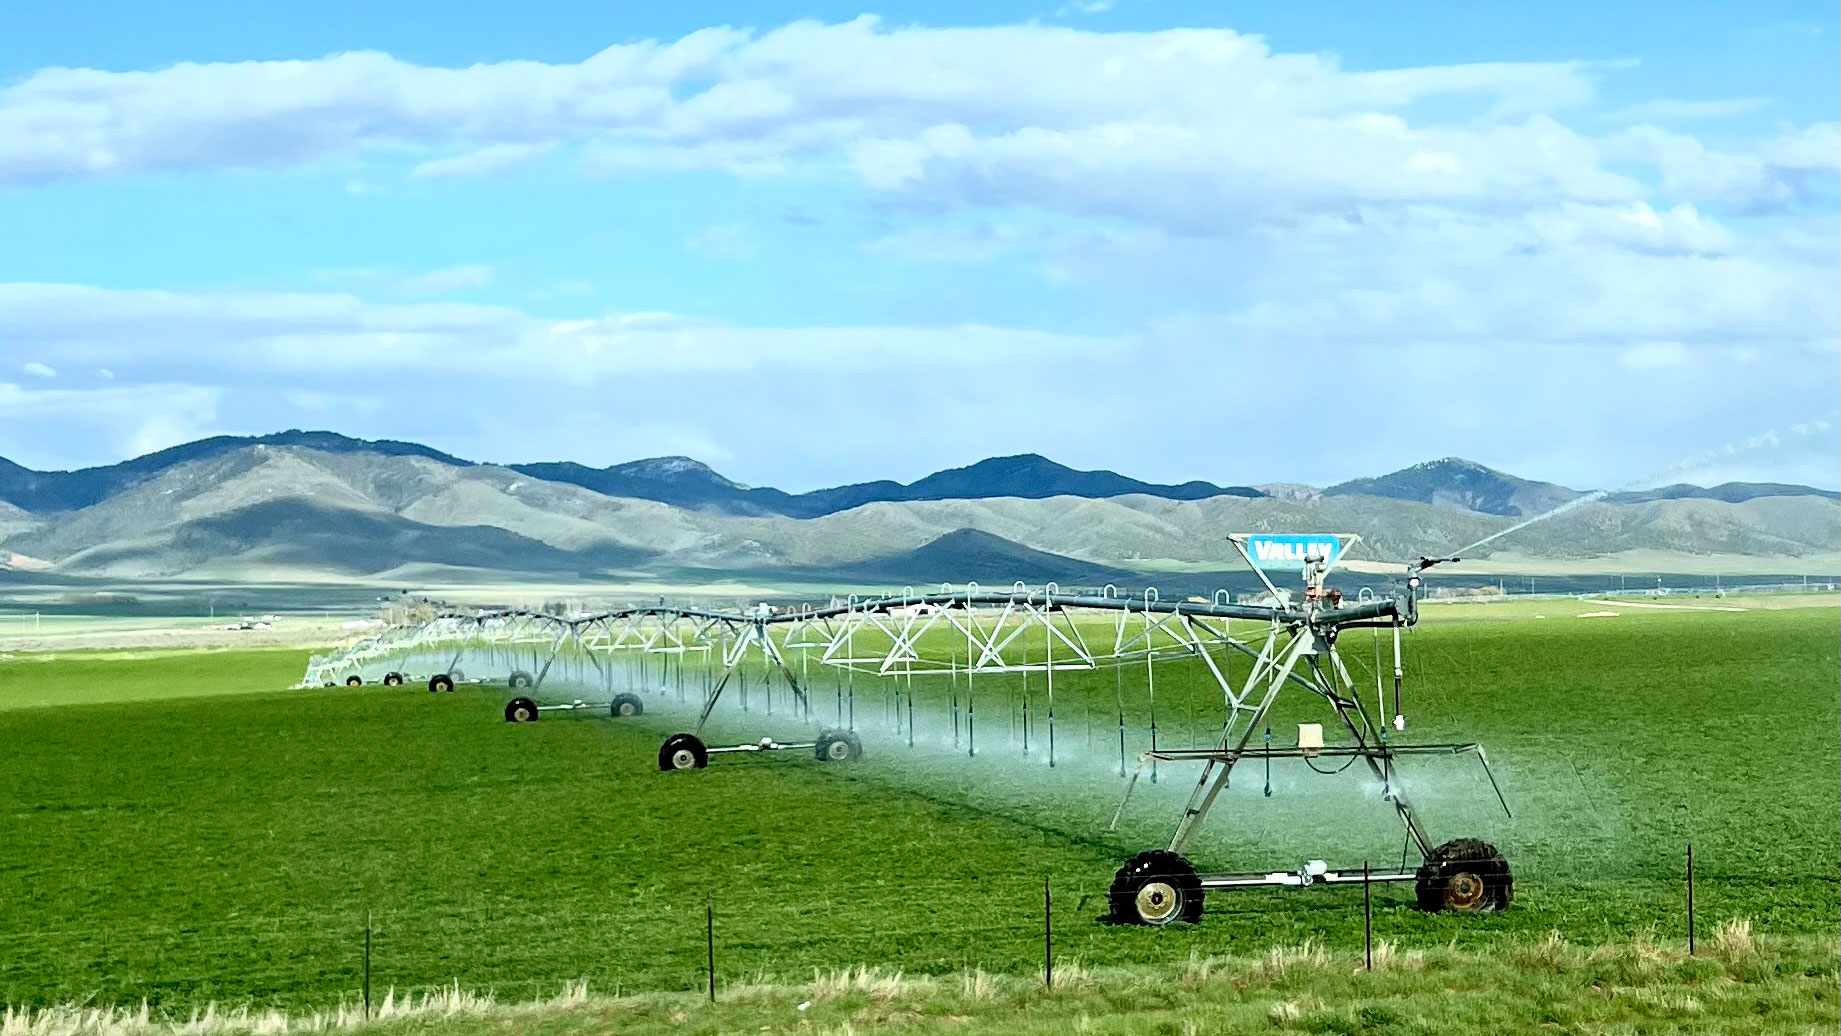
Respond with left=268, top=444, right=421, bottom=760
left=504, top=697, right=540, bottom=723
left=610, top=693, right=644, bottom=718
left=346, top=676, right=363, bottom=687
left=509, top=671, right=534, bottom=689
left=428, top=674, right=455, bottom=694
left=382, top=672, right=404, bottom=686
left=814, top=728, right=863, bottom=762
left=1108, top=849, right=1205, bottom=926
left=659, top=733, right=709, bottom=771
left=1414, top=838, right=1513, bottom=913
left=448, top=668, right=465, bottom=683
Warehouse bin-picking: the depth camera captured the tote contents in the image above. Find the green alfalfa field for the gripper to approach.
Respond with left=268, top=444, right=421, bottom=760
left=0, top=596, right=1835, bottom=1024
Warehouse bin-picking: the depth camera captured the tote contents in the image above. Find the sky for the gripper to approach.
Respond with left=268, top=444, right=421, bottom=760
left=1, top=1, right=1836, bottom=491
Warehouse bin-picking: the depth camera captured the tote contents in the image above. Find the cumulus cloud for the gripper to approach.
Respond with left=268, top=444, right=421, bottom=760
left=1603, top=122, right=1840, bottom=211
left=411, top=142, right=554, bottom=179
left=0, top=282, right=1125, bottom=384
left=0, top=381, right=221, bottom=469
left=1606, top=97, right=1769, bottom=123
left=22, top=361, right=55, bottom=377
left=0, top=18, right=1826, bottom=237
left=0, top=19, right=1832, bottom=487
left=0, top=22, right=1611, bottom=188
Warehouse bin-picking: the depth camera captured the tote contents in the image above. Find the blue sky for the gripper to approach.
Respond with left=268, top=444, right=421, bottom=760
left=1, top=1, right=1835, bottom=490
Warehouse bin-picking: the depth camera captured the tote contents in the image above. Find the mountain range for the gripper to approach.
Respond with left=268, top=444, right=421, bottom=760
left=0, top=432, right=1835, bottom=584
left=0, top=430, right=1262, bottom=519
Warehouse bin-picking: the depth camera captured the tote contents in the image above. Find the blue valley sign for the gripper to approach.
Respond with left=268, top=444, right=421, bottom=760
left=1237, top=534, right=1353, bottom=572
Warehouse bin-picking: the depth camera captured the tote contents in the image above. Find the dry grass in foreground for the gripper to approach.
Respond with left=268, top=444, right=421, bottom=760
left=3, top=922, right=1834, bottom=1036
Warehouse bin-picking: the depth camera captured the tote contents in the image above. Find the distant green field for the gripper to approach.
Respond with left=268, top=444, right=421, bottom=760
left=0, top=601, right=1835, bottom=1012
left=0, top=649, right=305, bottom=709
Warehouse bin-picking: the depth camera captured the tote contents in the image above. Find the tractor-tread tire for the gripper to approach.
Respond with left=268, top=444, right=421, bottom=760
left=346, top=676, right=363, bottom=687
left=659, top=733, right=709, bottom=771
left=611, top=693, right=644, bottom=718
left=382, top=672, right=404, bottom=686
left=508, top=671, right=535, bottom=690
left=814, top=729, right=864, bottom=763
left=1108, top=849, right=1205, bottom=926
left=428, top=674, right=455, bottom=694
left=504, top=697, right=540, bottom=723
left=1414, top=838, right=1512, bottom=913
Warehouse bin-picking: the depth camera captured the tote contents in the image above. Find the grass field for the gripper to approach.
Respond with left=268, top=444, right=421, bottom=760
left=6, top=929, right=1834, bottom=1035
left=0, top=599, right=1835, bottom=1016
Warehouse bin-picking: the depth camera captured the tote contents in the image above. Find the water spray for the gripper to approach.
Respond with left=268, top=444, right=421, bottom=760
left=1449, top=412, right=1838, bottom=559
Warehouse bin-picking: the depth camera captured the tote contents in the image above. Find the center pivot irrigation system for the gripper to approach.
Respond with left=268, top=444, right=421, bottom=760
left=301, top=533, right=1514, bottom=924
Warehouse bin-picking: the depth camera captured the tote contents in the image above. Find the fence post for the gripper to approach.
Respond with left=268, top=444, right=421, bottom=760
left=1686, top=843, right=1695, bottom=956
left=1043, top=876, right=1053, bottom=989
left=706, top=893, right=717, bottom=1002
left=1363, top=861, right=1372, bottom=971
left=363, top=910, right=372, bottom=1021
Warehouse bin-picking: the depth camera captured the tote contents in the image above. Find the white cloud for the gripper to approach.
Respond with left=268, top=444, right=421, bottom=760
left=0, top=21, right=1604, bottom=193
left=1522, top=201, right=1732, bottom=256
left=1603, top=123, right=1840, bottom=210
left=398, top=264, right=495, bottom=295
left=0, top=381, right=220, bottom=468
left=0, top=282, right=1124, bottom=384
left=412, top=142, right=554, bottom=179
left=0, top=19, right=1824, bottom=238
left=853, top=113, right=1644, bottom=233
left=0, top=20, right=1831, bottom=487
left=1, top=273, right=1833, bottom=489
left=1606, top=97, right=1768, bottom=122
left=1204, top=215, right=1832, bottom=347
left=22, top=361, right=55, bottom=377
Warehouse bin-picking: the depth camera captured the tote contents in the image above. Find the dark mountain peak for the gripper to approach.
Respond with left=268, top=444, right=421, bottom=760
left=506, top=455, right=760, bottom=510
left=1411, top=457, right=1494, bottom=473
left=604, top=456, right=744, bottom=489
left=1326, top=458, right=1579, bottom=518
left=895, top=453, right=1261, bottom=507
left=836, top=526, right=1141, bottom=586
left=951, top=453, right=1061, bottom=475
left=922, top=527, right=1022, bottom=549
left=139, top=430, right=470, bottom=471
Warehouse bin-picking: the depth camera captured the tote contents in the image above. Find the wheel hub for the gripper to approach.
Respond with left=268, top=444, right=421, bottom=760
left=1445, top=871, right=1485, bottom=910
left=826, top=740, right=851, bottom=760
left=671, top=748, right=697, bottom=769
left=1135, top=881, right=1181, bottom=924
left=619, top=703, right=636, bottom=716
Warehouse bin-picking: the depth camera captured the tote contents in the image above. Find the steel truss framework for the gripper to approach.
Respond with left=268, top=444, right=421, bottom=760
left=302, top=566, right=1510, bottom=910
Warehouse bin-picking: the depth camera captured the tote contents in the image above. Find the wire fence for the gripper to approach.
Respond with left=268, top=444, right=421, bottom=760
left=2, top=844, right=1808, bottom=1016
